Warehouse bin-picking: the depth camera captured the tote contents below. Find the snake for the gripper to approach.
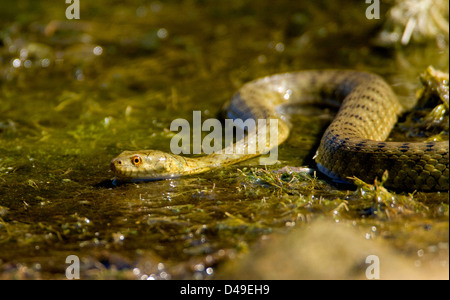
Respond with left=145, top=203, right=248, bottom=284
left=110, top=70, right=449, bottom=191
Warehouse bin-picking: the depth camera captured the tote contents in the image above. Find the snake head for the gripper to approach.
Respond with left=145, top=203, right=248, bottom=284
left=110, top=150, right=186, bottom=181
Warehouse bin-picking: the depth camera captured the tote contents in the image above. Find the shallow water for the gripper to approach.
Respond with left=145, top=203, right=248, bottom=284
left=0, top=0, right=448, bottom=279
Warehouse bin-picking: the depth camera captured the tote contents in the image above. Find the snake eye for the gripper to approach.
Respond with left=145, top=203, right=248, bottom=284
left=131, top=155, right=142, bottom=166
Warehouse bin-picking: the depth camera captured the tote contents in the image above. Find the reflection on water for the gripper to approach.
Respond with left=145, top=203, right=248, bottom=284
left=0, top=0, right=448, bottom=279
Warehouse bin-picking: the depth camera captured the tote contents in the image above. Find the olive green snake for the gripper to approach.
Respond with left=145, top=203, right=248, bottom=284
left=110, top=70, right=449, bottom=191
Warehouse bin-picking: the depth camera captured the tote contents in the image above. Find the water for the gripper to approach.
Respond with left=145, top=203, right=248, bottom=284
left=0, top=0, right=448, bottom=279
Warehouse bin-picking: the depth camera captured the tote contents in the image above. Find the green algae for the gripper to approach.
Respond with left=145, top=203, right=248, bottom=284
left=0, top=0, right=448, bottom=279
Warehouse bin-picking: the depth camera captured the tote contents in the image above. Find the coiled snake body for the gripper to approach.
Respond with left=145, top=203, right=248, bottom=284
left=111, top=70, right=449, bottom=191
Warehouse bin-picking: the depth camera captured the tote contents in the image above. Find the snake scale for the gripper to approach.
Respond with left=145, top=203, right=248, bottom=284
left=110, top=70, right=449, bottom=191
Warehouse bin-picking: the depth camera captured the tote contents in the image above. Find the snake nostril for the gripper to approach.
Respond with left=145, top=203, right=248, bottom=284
left=110, top=159, right=122, bottom=172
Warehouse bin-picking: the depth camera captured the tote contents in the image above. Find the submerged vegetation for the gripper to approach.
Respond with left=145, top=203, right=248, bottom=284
left=0, top=0, right=448, bottom=279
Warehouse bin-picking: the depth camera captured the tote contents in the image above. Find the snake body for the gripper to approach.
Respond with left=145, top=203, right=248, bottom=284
left=110, top=70, right=449, bottom=191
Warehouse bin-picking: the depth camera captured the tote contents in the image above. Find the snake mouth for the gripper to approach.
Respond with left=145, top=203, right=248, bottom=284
left=110, top=159, right=119, bottom=172
left=110, top=157, right=149, bottom=179
left=110, top=158, right=128, bottom=177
